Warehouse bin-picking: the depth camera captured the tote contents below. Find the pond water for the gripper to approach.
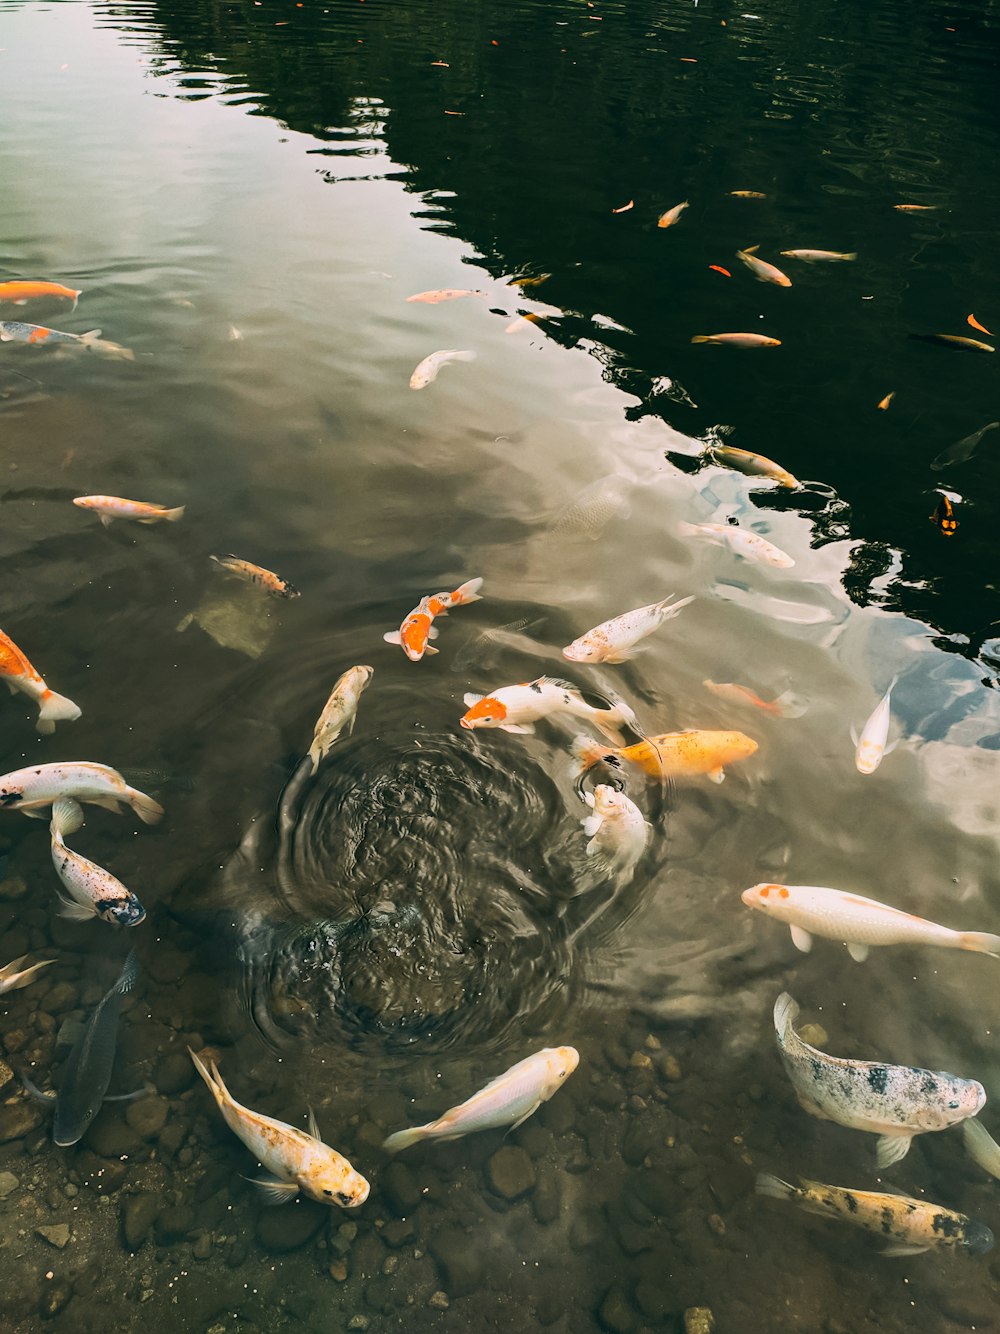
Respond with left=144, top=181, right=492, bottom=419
left=2, top=0, right=1000, bottom=1330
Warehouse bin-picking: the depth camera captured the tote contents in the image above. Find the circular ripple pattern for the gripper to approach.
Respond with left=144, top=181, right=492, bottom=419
left=226, top=722, right=662, bottom=1057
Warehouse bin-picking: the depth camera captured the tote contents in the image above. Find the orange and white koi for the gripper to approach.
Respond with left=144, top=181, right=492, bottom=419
left=73, top=495, right=185, bottom=527
left=409, top=348, right=476, bottom=389
left=679, top=520, right=794, bottom=568
left=779, top=249, right=857, bottom=263
left=210, top=554, right=299, bottom=598
left=741, top=883, right=1000, bottom=962
left=0, top=626, right=81, bottom=734
left=406, top=289, right=487, bottom=304
left=0, top=281, right=81, bottom=307
left=703, top=681, right=806, bottom=718
left=189, top=1049, right=369, bottom=1207
left=0, top=954, right=55, bottom=995
left=562, top=595, right=694, bottom=664
left=0, top=762, right=163, bottom=824
left=461, top=677, right=638, bottom=742
left=735, top=246, right=792, bottom=286
left=852, top=676, right=897, bottom=774
left=571, top=729, right=758, bottom=784
left=384, top=577, right=483, bottom=661
left=690, top=332, right=781, bottom=347
left=307, top=665, right=374, bottom=773
left=657, top=201, right=689, bottom=228
left=0, top=321, right=132, bottom=358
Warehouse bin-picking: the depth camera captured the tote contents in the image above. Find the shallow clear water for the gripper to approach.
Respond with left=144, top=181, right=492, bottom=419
left=2, top=0, right=1000, bottom=1329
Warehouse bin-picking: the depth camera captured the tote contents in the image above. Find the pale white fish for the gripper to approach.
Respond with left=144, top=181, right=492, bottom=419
left=679, top=520, right=794, bottom=569
left=49, top=797, right=146, bottom=926
left=382, top=1046, right=579, bottom=1154
left=779, top=249, right=857, bottom=262
left=306, top=666, right=374, bottom=774
left=0, top=954, right=55, bottom=994
left=562, top=595, right=695, bottom=664
left=581, top=784, right=649, bottom=882
left=852, top=676, right=898, bottom=774
left=189, top=1049, right=369, bottom=1207
left=774, top=993, right=985, bottom=1169
left=741, top=882, right=1000, bottom=962
left=409, top=349, right=476, bottom=389
left=0, top=761, right=163, bottom=824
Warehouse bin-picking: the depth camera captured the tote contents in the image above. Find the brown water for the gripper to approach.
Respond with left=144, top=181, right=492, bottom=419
left=2, top=0, right=1000, bottom=1330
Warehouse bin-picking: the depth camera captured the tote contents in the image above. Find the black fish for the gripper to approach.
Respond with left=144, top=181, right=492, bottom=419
left=930, top=493, right=958, bottom=536
left=931, top=421, right=999, bottom=471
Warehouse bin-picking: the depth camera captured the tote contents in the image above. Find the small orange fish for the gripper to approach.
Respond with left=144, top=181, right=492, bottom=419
left=703, top=681, right=806, bottom=718
left=657, top=201, right=689, bottom=229
left=0, top=280, right=81, bottom=308
left=931, top=493, right=957, bottom=536
left=384, top=578, right=483, bottom=661
left=406, top=289, right=486, bottom=304
left=877, top=391, right=895, bottom=411
left=708, top=265, right=732, bottom=277
left=570, top=729, right=758, bottom=783
left=729, top=191, right=767, bottom=199
left=0, top=627, right=81, bottom=734
left=894, top=204, right=937, bottom=212
left=73, top=495, right=185, bottom=527
left=968, top=314, right=993, bottom=336
left=612, top=201, right=634, bottom=214
left=691, top=333, right=781, bottom=348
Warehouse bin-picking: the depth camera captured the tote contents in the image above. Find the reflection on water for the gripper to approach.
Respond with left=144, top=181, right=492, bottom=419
left=2, top=0, right=1000, bottom=1329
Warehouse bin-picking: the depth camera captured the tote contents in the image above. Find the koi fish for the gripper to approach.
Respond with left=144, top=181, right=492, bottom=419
left=571, top=729, right=758, bottom=784
left=779, top=249, right=857, bottom=263
left=968, top=314, right=993, bottom=336
left=49, top=798, right=145, bottom=927
left=383, top=1047, right=579, bottom=1154
left=460, top=677, right=638, bottom=743
left=962, top=1119, right=1000, bottom=1181
left=0, top=281, right=81, bottom=307
left=383, top=577, right=483, bottom=661
left=679, top=520, right=794, bottom=568
left=729, top=191, right=767, bottom=199
left=707, top=443, right=799, bottom=488
left=0, top=626, right=81, bottom=734
left=0, top=954, right=54, bottom=995
left=306, top=665, right=374, bottom=774
left=894, top=204, right=938, bottom=212
left=740, top=882, right=1000, bottom=962
left=612, top=200, right=634, bottom=213
left=405, top=289, right=487, bottom=304
left=73, top=495, right=185, bottom=527
left=690, top=333, right=781, bottom=347
left=930, top=493, right=958, bottom=536
left=735, top=246, right=792, bottom=287
left=877, top=391, right=895, bottom=411
left=708, top=265, right=732, bottom=277
left=703, top=681, right=806, bottom=718
left=774, top=993, right=985, bottom=1168
left=0, top=761, right=163, bottom=824
left=409, top=349, right=475, bottom=389
left=210, top=555, right=299, bottom=599
left=0, top=322, right=133, bottom=359
left=581, top=784, right=648, bottom=881
left=853, top=676, right=898, bottom=774
left=189, top=1048, right=369, bottom=1207
left=931, top=421, right=998, bottom=470
left=553, top=473, right=632, bottom=539
left=562, top=595, right=695, bottom=664
left=657, top=201, right=689, bottom=229
left=911, top=334, right=994, bottom=353
left=756, top=1173, right=992, bottom=1258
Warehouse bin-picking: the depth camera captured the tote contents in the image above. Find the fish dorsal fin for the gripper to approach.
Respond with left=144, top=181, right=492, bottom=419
left=463, top=693, right=484, bottom=707
left=307, top=1105, right=321, bottom=1140
left=536, top=676, right=579, bottom=694
left=741, top=245, right=761, bottom=256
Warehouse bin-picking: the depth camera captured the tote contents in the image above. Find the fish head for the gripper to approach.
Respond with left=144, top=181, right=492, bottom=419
left=562, top=632, right=606, bottom=663
left=400, top=610, right=431, bottom=661
left=349, top=665, right=375, bottom=691
left=592, top=784, right=627, bottom=818
left=723, top=732, right=759, bottom=762
left=53, top=1099, right=99, bottom=1147
left=962, top=1219, right=994, bottom=1256
left=100, top=896, right=146, bottom=928
left=460, top=697, right=506, bottom=730
left=305, top=1154, right=371, bottom=1208
left=742, top=883, right=792, bottom=915
left=543, top=1046, right=580, bottom=1091
left=854, top=740, right=883, bottom=775
left=946, top=1079, right=988, bottom=1123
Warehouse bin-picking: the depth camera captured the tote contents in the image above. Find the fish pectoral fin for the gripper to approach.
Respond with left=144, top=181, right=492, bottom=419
left=883, top=739, right=899, bottom=755
left=581, top=817, right=602, bottom=837
left=307, top=1105, right=321, bottom=1140
left=20, top=808, right=47, bottom=820
left=881, top=1244, right=929, bottom=1258
left=382, top=631, right=402, bottom=645
left=846, top=941, right=870, bottom=963
left=21, top=1074, right=58, bottom=1105
left=56, top=892, right=97, bottom=921
left=707, top=767, right=726, bottom=784
left=789, top=925, right=813, bottom=954
left=850, top=724, right=859, bottom=746
left=504, top=1101, right=543, bottom=1137
left=500, top=723, right=534, bottom=734
left=428, top=625, right=440, bottom=640
left=245, top=1174, right=299, bottom=1205
left=4, top=681, right=17, bottom=696
left=103, top=1085, right=153, bottom=1103
left=423, top=645, right=440, bottom=655
left=99, top=514, right=114, bottom=529
left=876, top=1133, right=913, bottom=1169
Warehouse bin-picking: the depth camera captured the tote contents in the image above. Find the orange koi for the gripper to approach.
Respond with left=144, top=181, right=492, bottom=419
left=703, top=681, right=806, bottom=718
left=930, top=493, right=957, bottom=536
left=570, top=729, right=758, bottom=783
left=0, top=281, right=80, bottom=308
left=612, top=201, right=634, bottom=213
left=708, top=265, right=732, bottom=277
left=877, top=391, right=895, bottom=411
left=657, top=201, right=689, bottom=229
left=0, top=626, right=81, bottom=734
left=968, top=314, right=993, bottom=336
left=384, top=578, right=483, bottom=661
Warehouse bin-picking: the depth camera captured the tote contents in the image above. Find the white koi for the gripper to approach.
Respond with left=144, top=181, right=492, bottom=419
left=679, top=520, right=794, bottom=568
left=306, top=666, right=374, bottom=774
left=0, top=762, right=163, bottom=824
left=562, top=595, right=695, bottom=664
left=409, top=349, right=475, bottom=389
left=853, top=676, right=898, bottom=774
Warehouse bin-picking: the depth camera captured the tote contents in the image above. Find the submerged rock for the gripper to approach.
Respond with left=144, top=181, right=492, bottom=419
left=177, top=582, right=277, bottom=658
left=256, top=1200, right=326, bottom=1252
left=0, top=1098, right=43, bottom=1143
left=684, top=1308, right=716, bottom=1334
left=486, top=1145, right=535, bottom=1200
left=0, top=1170, right=19, bottom=1199
left=121, top=1194, right=160, bottom=1250
left=36, top=1223, right=70, bottom=1249
left=598, top=1284, right=636, bottom=1333
left=429, top=1226, right=483, bottom=1297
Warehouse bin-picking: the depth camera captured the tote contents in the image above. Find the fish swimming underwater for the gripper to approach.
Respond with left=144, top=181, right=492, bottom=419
left=0, top=625, right=81, bottom=734
left=756, top=1172, right=993, bottom=1258
left=73, top=495, right=185, bottom=527
left=657, top=201, right=689, bottom=229
left=853, top=676, right=898, bottom=774
left=562, top=595, right=695, bottom=664
left=23, top=951, right=140, bottom=1146
left=210, top=555, right=299, bottom=599
left=0, top=321, right=133, bottom=358
left=409, top=349, right=476, bottom=389
left=707, top=444, right=799, bottom=488
left=911, top=334, right=994, bottom=353
left=581, top=784, right=649, bottom=881
left=384, top=577, right=483, bottom=661
left=779, top=249, right=857, bottom=263
left=773, top=993, right=985, bottom=1168
left=189, top=1048, right=369, bottom=1207
left=740, top=882, right=1000, bottom=962
left=571, top=729, right=758, bottom=784
left=679, top=520, right=794, bottom=568
left=0, top=281, right=81, bottom=306
left=460, top=677, right=638, bottom=743
left=930, top=421, right=999, bottom=471
left=735, top=246, right=792, bottom=287
left=49, top=798, right=146, bottom=927
left=0, top=954, right=55, bottom=994
left=690, top=333, right=781, bottom=348
left=702, top=681, right=806, bottom=718
left=405, top=289, right=487, bottom=304
left=306, top=665, right=374, bottom=774
left=383, top=1046, right=579, bottom=1154
left=0, top=761, right=163, bottom=824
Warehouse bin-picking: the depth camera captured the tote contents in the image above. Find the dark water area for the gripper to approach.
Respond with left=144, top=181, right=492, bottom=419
left=2, top=0, right=1000, bottom=1331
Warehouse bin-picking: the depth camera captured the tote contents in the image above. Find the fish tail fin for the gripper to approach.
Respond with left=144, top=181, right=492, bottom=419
left=71, top=291, right=81, bottom=311
left=452, top=577, right=484, bottom=604
left=755, top=1172, right=797, bottom=1202
left=677, top=520, right=701, bottom=536
left=959, top=932, right=1000, bottom=959
left=36, top=689, right=82, bottom=733
left=188, top=1046, right=230, bottom=1107
left=0, top=954, right=28, bottom=980
left=772, top=689, right=808, bottom=719
left=689, top=337, right=710, bottom=345
left=569, top=734, right=607, bottom=779
left=163, top=506, right=185, bottom=523
left=454, top=351, right=477, bottom=363
left=306, top=745, right=321, bottom=776
left=773, top=992, right=799, bottom=1040
left=595, top=698, right=641, bottom=745
left=116, top=950, right=140, bottom=996
left=655, top=593, right=696, bottom=619
left=1, top=958, right=54, bottom=989
left=887, top=674, right=899, bottom=692
left=842, top=253, right=858, bottom=261
left=126, top=788, right=164, bottom=825
left=382, top=1125, right=429, bottom=1155
left=51, top=796, right=86, bottom=839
